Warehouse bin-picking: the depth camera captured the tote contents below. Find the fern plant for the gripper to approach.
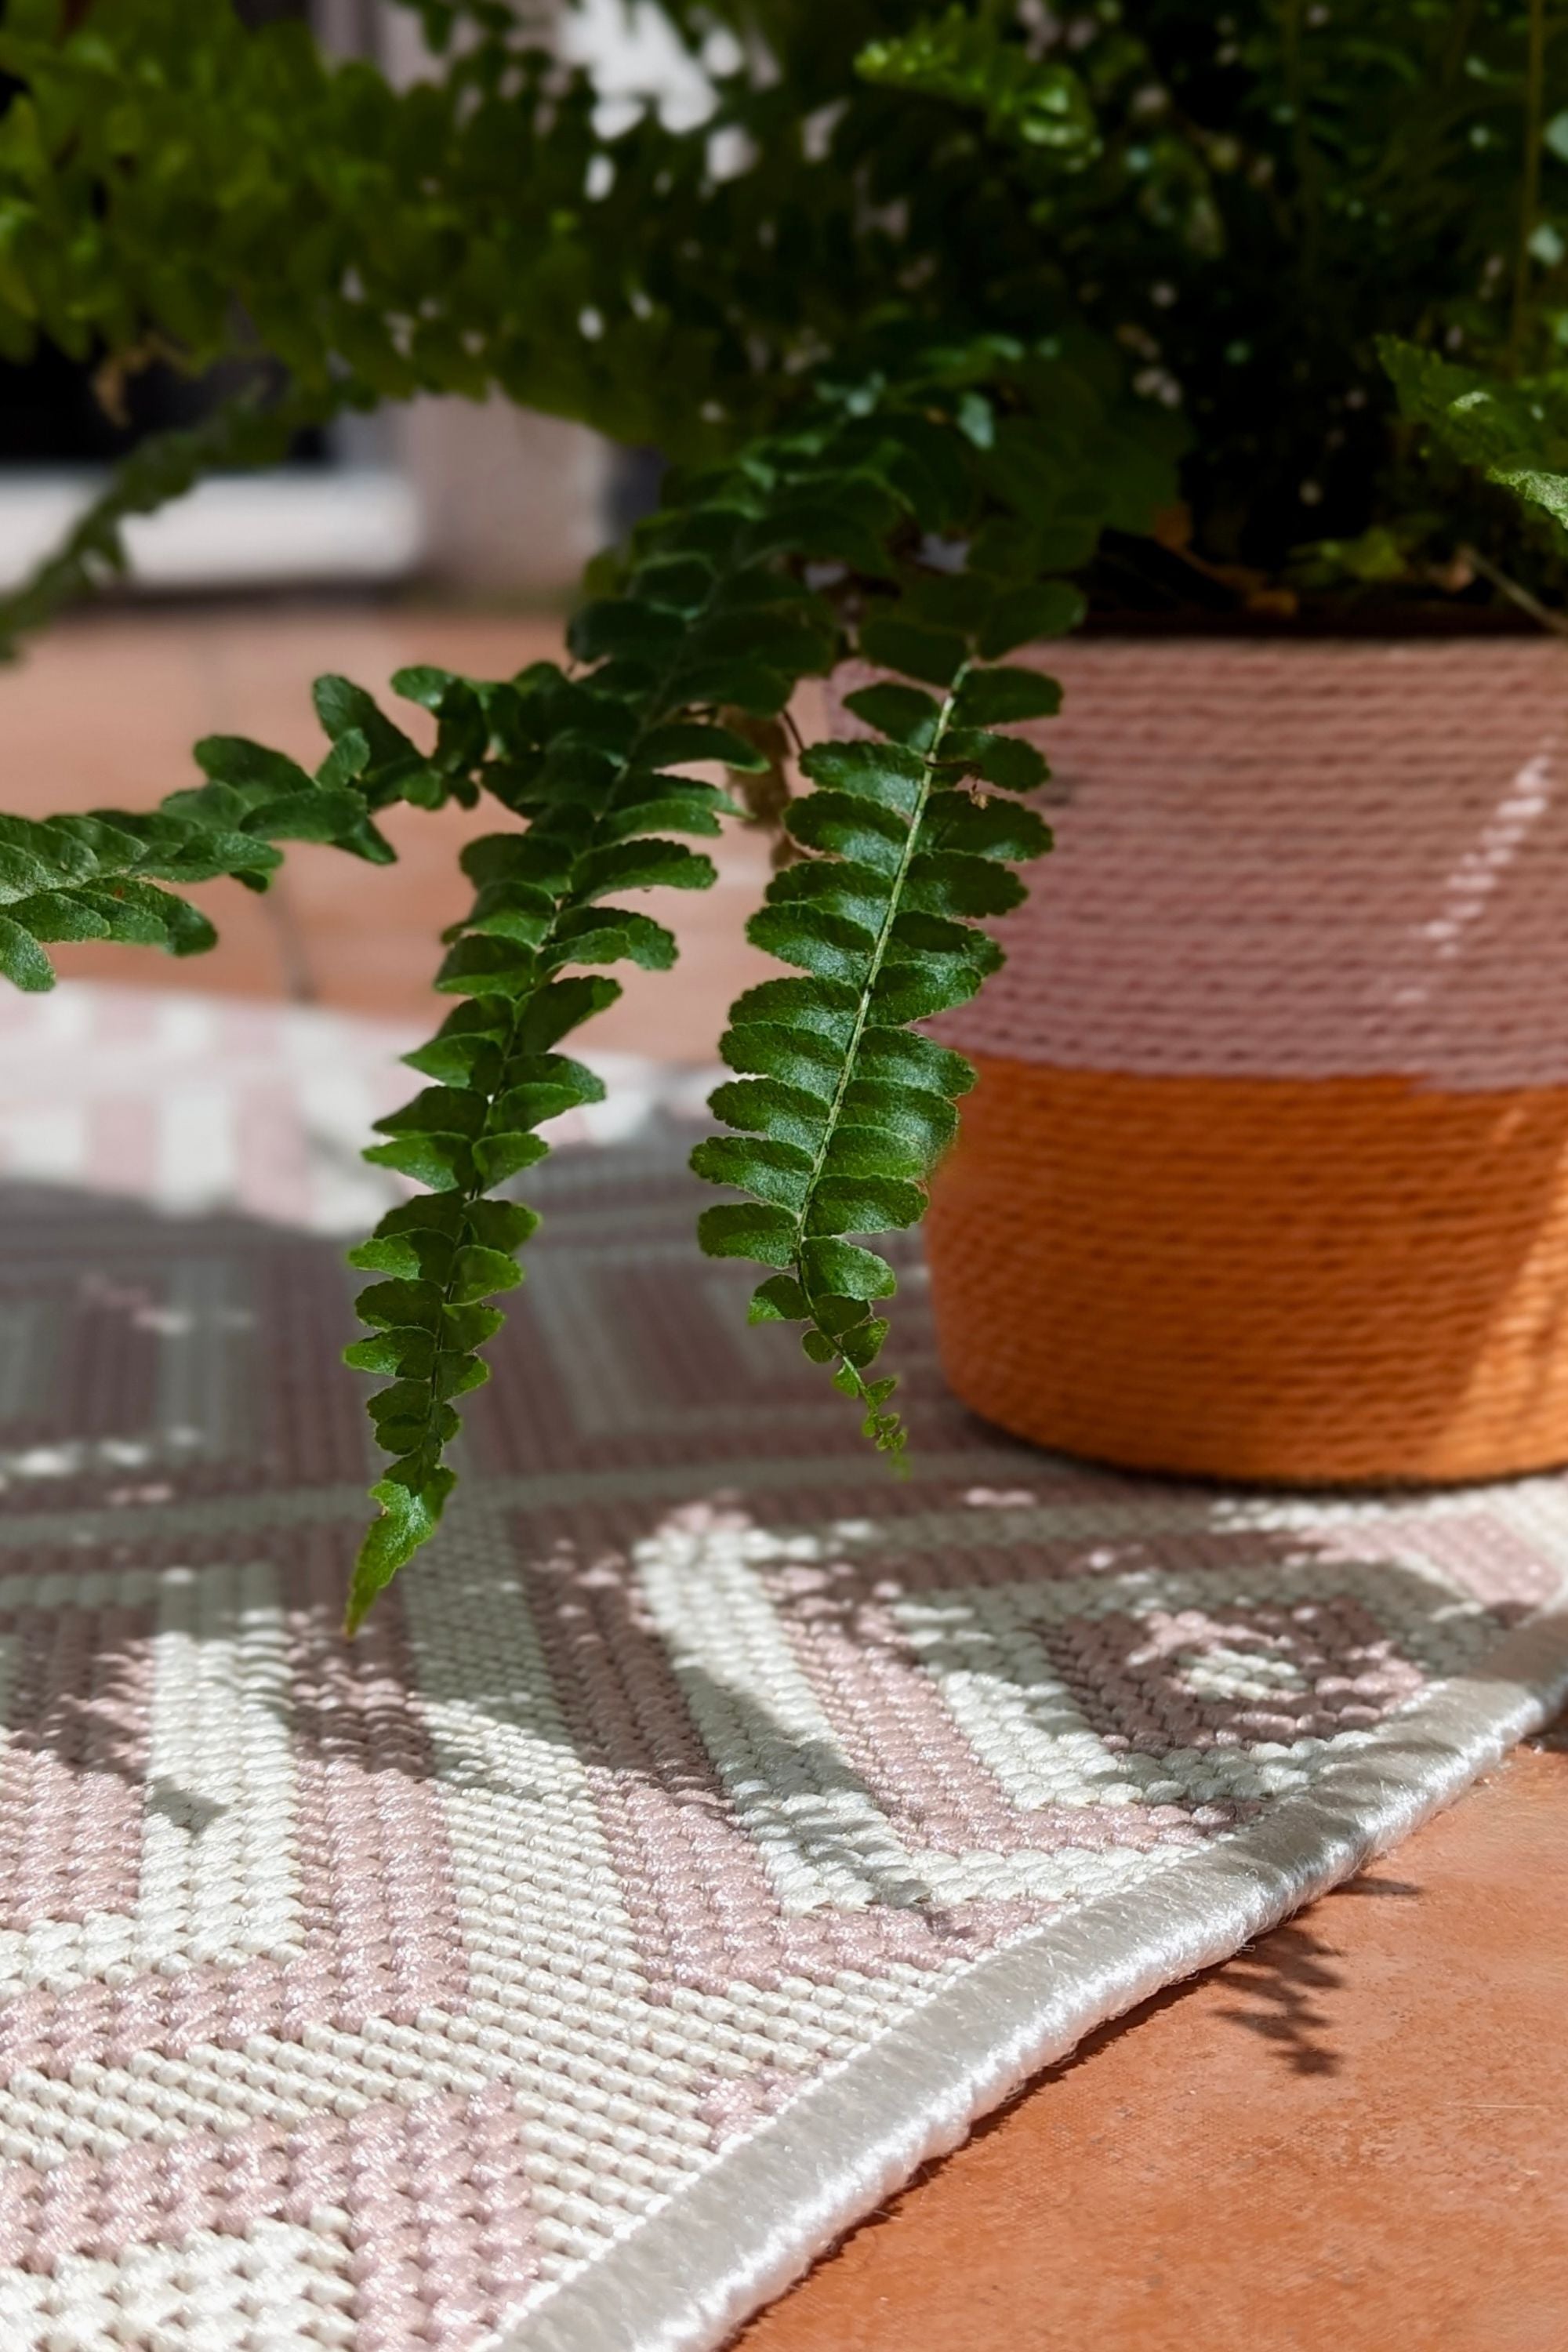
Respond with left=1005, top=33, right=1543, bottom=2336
left=0, top=0, right=1563, bottom=1623
left=312, top=366, right=1133, bottom=1631
left=0, top=310, right=1159, bottom=1628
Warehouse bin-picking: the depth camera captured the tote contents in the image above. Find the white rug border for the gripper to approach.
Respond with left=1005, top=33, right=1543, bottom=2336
left=506, top=1604, right=1568, bottom=2352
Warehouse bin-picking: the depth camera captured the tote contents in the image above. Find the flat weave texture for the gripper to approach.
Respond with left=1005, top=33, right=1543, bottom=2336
left=2, top=986, right=1566, bottom=2352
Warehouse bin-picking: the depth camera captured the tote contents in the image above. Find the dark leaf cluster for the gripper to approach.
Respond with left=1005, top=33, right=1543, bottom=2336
left=11, top=1, right=1566, bottom=610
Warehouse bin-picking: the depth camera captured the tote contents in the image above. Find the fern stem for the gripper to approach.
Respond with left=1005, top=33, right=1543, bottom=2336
left=789, top=662, right=971, bottom=1355
left=1456, top=539, right=1568, bottom=633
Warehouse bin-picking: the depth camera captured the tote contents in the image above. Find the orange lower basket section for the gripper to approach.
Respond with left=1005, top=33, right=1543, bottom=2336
left=924, top=1056, right=1568, bottom=1485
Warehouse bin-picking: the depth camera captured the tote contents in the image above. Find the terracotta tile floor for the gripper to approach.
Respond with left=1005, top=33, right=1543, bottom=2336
left=5, top=601, right=1566, bottom=2350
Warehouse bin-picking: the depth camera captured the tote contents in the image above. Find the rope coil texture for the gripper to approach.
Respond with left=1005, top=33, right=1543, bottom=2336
left=902, top=639, right=1568, bottom=1480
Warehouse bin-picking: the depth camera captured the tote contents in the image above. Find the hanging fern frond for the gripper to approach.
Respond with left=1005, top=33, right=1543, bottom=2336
left=336, top=368, right=1114, bottom=1618
left=0, top=708, right=417, bottom=989
left=692, top=564, right=1071, bottom=1452
left=0, top=337, right=1171, bottom=1630
left=0, top=811, right=258, bottom=990
left=336, top=423, right=920, bottom=1631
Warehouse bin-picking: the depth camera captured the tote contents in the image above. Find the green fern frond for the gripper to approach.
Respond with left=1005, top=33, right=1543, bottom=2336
left=0, top=642, right=488, bottom=992
left=337, top=379, right=1094, bottom=1615
left=1378, top=337, right=1568, bottom=536
left=691, top=566, right=1065, bottom=1451
left=0, top=341, right=1166, bottom=1631
left=337, top=445, right=895, bottom=1629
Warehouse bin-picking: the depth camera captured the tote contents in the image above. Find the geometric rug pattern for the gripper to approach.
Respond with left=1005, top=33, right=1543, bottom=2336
left=0, top=986, right=1565, bottom=2351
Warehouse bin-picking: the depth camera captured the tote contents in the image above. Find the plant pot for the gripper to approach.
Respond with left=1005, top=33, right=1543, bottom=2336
left=895, top=637, right=1568, bottom=1484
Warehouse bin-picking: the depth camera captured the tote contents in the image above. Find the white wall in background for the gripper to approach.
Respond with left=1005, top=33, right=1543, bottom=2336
left=334, top=0, right=626, bottom=594
left=560, top=0, right=715, bottom=129
left=0, top=469, right=425, bottom=597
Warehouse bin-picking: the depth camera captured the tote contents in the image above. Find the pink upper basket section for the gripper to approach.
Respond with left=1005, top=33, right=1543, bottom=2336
left=837, top=637, right=1568, bottom=1091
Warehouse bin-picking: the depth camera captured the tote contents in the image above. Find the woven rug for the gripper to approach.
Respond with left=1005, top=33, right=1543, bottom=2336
left=1, top=984, right=1566, bottom=2352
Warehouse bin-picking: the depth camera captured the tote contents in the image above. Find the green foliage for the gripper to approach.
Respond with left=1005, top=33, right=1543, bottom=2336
left=693, top=604, right=1055, bottom=1454
left=5, top=0, right=1566, bottom=1625
left=9, top=1, right=1565, bottom=611
left=0, top=714, right=417, bottom=988
left=856, top=10, right=1099, bottom=163
left=329, top=350, right=1153, bottom=1625
left=2, top=336, right=1149, bottom=1628
left=1380, top=336, right=1568, bottom=535
left=0, top=0, right=1125, bottom=465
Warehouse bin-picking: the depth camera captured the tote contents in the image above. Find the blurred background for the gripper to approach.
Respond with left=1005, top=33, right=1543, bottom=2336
left=0, top=0, right=772, bottom=1058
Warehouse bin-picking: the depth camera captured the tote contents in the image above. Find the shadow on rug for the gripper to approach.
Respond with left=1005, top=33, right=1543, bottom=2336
left=0, top=1142, right=1564, bottom=2352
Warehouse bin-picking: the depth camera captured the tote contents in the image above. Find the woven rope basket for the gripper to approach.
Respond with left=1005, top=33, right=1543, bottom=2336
left=851, top=637, right=1568, bottom=1484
